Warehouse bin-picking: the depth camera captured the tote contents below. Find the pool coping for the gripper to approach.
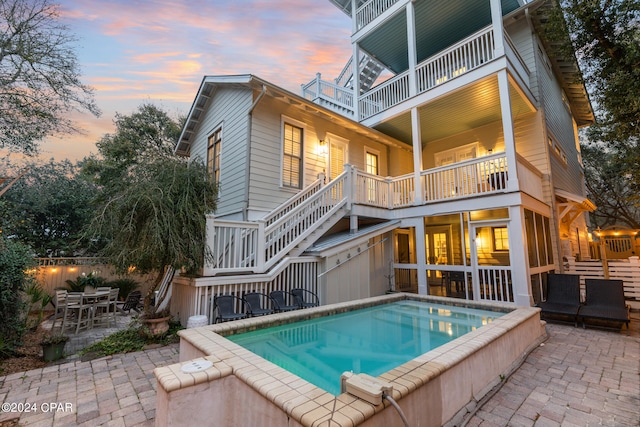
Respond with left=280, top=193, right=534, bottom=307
left=155, top=293, right=545, bottom=427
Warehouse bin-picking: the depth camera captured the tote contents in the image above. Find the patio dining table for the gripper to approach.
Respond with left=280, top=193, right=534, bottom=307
left=68, top=290, right=111, bottom=328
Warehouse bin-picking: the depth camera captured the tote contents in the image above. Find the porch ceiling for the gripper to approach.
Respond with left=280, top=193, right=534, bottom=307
left=357, top=0, right=522, bottom=74
left=372, top=75, right=535, bottom=147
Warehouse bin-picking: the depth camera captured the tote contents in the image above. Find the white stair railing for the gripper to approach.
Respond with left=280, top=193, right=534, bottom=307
left=263, top=169, right=350, bottom=270
left=207, top=169, right=351, bottom=275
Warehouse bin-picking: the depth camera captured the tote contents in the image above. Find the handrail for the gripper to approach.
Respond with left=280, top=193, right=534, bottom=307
left=264, top=178, right=323, bottom=227
left=263, top=169, right=350, bottom=269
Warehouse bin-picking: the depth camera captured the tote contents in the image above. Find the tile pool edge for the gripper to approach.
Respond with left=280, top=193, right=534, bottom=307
left=155, top=294, right=546, bottom=427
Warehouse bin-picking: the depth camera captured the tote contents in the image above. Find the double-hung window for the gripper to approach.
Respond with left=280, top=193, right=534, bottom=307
left=207, top=128, right=222, bottom=183
left=282, top=123, right=303, bottom=189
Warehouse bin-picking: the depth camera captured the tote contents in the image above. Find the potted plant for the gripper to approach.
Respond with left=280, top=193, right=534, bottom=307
left=140, top=307, right=172, bottom=337
left=40, top=334, right=69, bottom=362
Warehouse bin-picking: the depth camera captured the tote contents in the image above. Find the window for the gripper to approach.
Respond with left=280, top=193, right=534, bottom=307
left=365, top=148, right=380, bottom=202
left=207, top=128, right=222, bottom=182
left=282, top=123, right=303, bottom=189
left=365, top=150, right=379, bottom=175
left=547, top=135, right=567, bottom=166
left=492, top=227, right=509, bottom=251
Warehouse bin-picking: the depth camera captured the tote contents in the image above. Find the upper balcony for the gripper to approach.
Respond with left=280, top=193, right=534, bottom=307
left=303, top=25, right=531, bottom=123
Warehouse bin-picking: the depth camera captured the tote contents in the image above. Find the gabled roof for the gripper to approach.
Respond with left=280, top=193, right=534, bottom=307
left=175, top=74, right=408, bottom=156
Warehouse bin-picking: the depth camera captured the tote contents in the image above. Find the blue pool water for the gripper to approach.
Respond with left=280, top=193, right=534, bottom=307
left=228, top=300, right=504, bottom=395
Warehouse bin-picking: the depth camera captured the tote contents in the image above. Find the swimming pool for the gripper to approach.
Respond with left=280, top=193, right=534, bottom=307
left=157, top=294, right=546, bottom=427
left=228, top=300, right=503, bottom=394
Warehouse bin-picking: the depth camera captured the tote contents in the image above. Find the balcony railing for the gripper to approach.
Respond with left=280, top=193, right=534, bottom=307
left=303, top=26, right=514, bottom=122
left=356, top=0, right=401, bottom=30
left=205, top=156, right=542, bottom=275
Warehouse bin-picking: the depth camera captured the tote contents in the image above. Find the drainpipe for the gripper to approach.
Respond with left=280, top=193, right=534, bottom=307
left=243, top=84, right=267, bottom=221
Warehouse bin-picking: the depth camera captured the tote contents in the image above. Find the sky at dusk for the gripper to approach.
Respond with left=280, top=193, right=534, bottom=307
left=30, top=0, right=352, bottom=162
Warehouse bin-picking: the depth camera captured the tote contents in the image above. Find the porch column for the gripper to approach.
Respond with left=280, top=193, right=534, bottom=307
left=416, top=220, right=428, bottom=295
left=352, top=43, right=361, bottom=121
left=497, top=70, right=518, bottom=191
left=509, top=206, right=533, bottom=306
left=411, top=107, right=424, bottom=204
left=406, top=217, right=428, bottom=295
left=406, top=0, right=417, bottom=97
left=489, top=0, right=505, bottom=56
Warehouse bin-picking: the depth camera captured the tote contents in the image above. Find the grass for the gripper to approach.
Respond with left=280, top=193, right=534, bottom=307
left=80, top=320, right=183, bottom=358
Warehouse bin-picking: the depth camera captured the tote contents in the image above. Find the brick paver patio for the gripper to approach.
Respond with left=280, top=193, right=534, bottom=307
left=1, top=314, right=638, bottom=426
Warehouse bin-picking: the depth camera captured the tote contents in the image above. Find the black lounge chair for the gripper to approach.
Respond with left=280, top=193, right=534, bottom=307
left=269, top=290, right=299, bottom=312
left=291, top=288, right=320, bottom=309
left=535, top=274, right=581, bottom=326
left=213, top=295, right=248, bottom=323
left=119, top=290, right=142, bottom=314
left=244, top=292, right=274, bottom=317
left=579, top=279, right=630, bottom=329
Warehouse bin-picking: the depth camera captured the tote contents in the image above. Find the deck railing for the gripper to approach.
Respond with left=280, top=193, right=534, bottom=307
left=205, top=154, right=541, bottom=276
left=205, top=170, right=349, bottom=275
left=301, top=73, right=354, bottom=111
left=421, top=153, right=508, bottom=202
left=172, top=257, right=318, bottom=326
left=356, top=0, right=401, bottom=30
left=416, top=27, right=494, bottom=95
left=303, top=26, right=501, bottom=121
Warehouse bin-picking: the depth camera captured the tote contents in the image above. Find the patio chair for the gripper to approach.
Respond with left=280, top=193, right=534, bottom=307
left=269, top=290, right=299, bottom=312
left=213, top=295, right=248, bottom=323
left=62, top=294, right=93, bottom=334
left=244, top=292, right=275, bottom=317
left=535, top=273, right=581, bottom=326
left=94, top=288, right=119, bottom=327
left=119, top=290, right=142, bottom=314
left=578, top=279, right=630, bottom=329
left=291, top=288, right=320, bottom=309
left=51, top=290, right=68, bottom=329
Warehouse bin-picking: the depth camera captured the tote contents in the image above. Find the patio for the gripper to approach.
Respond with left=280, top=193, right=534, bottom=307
left=0, top=313, right=637, bottom=426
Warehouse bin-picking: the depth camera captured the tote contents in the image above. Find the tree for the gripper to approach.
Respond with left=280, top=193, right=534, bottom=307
left=0, top=0, right=100, bottom=155
left=84, top=104, right=218, bottom=315
left=541, top=0, right=640, bottom=227
left=582, top=142, right=640, bottom=229
left=0, top=235, right=34, bottom=357
left=0, top=159, right=97, bottom=256
left=82, top=103, right=181, bottom=189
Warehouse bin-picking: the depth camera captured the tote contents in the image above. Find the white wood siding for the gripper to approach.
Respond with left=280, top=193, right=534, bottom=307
left=248, top=97, right=406, bottom=214
left=536, top=41, right=585, bottom=196
left=189, top=87, right=253, bottom=217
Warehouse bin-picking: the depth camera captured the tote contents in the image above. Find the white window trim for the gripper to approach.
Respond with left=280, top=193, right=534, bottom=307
left=326, top=132, right=349, bottom=179
left=280, top=115, right=307, bottom=190
left=207, top=123, right=224, bottom=183
left=364, top=146, right=381, bottom=175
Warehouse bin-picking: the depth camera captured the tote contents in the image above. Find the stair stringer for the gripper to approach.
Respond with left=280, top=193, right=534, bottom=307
left=288, top=204, right=350, bottom=257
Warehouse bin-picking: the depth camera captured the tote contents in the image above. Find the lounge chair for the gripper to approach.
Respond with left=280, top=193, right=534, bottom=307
left=535, top=274, right=581, bottom=326
left=119, top=290, right=142, bottom=314
left=244, top=292, right=275, bottom=317
left=269, top=290, right=299, bottom=312
left=291, top=288, right=319, bottom=309
left=213, top=295, right=248, bottom=323
left=578, top=279, right=630, bottom=329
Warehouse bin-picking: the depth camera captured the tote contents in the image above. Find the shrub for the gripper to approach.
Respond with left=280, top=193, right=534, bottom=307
left=0, top=236, right=34, bottom=356
left=107, top=278, right=139, bottom=301
left=63, top=272, right=107, bottom=292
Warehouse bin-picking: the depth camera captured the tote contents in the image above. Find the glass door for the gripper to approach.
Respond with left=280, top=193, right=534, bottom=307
left=470, top=223, right=514, bottom=302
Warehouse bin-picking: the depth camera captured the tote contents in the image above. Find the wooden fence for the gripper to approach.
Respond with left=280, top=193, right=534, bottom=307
left=564, top=256, right=640, bottom=309
left=33, top=258, right=155, bottom=298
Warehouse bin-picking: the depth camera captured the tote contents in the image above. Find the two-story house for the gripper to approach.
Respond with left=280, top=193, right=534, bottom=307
left=170, top=0, right=594, bottom=326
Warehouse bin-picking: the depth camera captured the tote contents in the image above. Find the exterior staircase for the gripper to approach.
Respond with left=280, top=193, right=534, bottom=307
left=334, top=52, right=386, bottom=93
left=206, top=169, right=351, bottom=276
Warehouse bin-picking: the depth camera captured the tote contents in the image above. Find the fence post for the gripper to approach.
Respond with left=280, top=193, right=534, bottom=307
left=256, top=221, right=266, bottom=272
